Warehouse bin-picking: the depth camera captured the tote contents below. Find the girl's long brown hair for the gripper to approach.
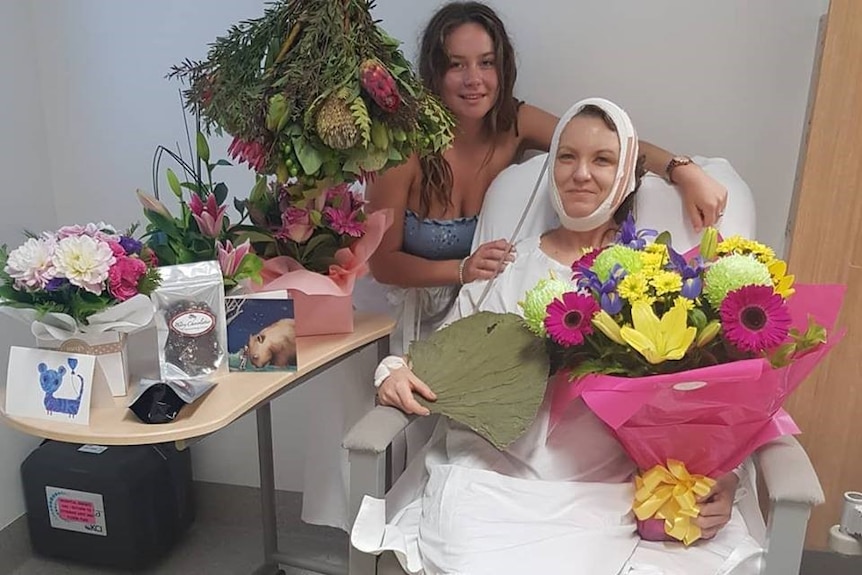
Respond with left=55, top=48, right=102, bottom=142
left=417, top=2, right=518, bottom=218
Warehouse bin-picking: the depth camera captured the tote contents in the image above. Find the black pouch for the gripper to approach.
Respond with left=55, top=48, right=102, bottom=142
left=128, top=378, right=215, bottom=424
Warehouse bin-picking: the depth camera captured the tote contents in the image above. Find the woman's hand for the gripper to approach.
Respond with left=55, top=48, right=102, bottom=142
left=462, top=239, right=516, bottom=283
left=672, top=164, right=728, bottom=232
left=695, top=471, right=739, bottom=539
left=377, top=366, right=437, bottom=416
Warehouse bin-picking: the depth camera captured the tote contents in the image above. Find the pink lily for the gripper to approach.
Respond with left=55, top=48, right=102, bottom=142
left=217, top=239, right=252, bottom=278
left=277, top=207, right=314, bottom=243
left=189, top=193, right=226, bottom=238
left=136, top=189, right=172, bottom=219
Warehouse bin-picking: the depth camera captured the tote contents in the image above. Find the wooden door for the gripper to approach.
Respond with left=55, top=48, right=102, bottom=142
left=784, top=0, right=862, bottom=550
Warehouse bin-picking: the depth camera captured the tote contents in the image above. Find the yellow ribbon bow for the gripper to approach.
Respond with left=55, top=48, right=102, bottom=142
left=632, top=460, right=716, bottom=545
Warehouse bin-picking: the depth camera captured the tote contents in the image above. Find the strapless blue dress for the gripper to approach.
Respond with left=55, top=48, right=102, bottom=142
left=402, top=209, right=478, bottom=261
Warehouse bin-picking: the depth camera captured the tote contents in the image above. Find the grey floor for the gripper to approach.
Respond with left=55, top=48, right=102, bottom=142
left=11, top=522, right=346, bottom=575
left=8, top=484, right=862, bottom=575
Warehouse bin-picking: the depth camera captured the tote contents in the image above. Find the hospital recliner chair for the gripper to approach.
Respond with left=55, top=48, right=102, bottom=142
left=343, top=155, right=825, bottom=575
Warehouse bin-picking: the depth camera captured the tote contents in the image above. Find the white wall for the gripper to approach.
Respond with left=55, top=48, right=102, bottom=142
left=0, top=0, right=58, bottom=530
left=0, top=0, right=827, bottom=525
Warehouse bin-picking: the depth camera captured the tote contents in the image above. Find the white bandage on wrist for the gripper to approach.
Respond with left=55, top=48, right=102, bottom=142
left=374, top=355, right=408, bottom=388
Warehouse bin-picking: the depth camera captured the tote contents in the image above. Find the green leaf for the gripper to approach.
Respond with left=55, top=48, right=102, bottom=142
left=409, top=312, right=550, bottom=450
left=166, top=169, right=182, bottom=198
left=213, top=159, right=233, bottom=167
left=196, top=131, right=210, bottom=164
left=233, top=253, right=264, bottom=284
left=144, top=211, right=180, bottom=238
left=309, top=209, right=323, bottom=227
left=213, top=182, right=229, bottom=206
left=293, top=136, right=324, bottom=176
left=655, top=231, right=672, bottom=246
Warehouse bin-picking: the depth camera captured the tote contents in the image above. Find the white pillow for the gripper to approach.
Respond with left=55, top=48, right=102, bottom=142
left=473, top=154, right=756, bottom=253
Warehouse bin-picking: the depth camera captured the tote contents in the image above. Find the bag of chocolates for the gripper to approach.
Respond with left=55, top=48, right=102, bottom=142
left=151, top=261, right=228, bottom=380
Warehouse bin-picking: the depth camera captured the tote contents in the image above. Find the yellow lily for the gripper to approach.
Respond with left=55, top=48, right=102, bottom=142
left=620, top=300, right=697, bottom=364
left=695, top=320, right=721, bottom=348
left=768, top=259, right=795, bottom=298
left=592, top=310, right=625, bottom=345
left=700, top=227, right=719, bottom=261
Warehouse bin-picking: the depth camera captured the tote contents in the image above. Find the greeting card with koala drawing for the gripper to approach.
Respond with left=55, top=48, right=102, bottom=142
left=5, top=346, right=96, bottom=425
left=226, top=292, right=298, bottom=372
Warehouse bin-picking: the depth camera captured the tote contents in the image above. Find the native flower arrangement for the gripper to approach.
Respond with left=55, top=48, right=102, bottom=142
left=137, top=134, right=264, bottom=288
left=519, top=216, right=844, bottom=545
left=0, top=223, right=161, bottom=331
left=167, top=0, right=451, bottom=272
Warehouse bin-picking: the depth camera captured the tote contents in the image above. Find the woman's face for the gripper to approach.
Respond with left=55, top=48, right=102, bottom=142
left=440, top=22, right=499, bottom=123
left=553, top=115, right=620, bottom=218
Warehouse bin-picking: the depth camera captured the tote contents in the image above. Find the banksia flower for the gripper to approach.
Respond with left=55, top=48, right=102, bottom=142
left=360, top=59, right=401, bottom=113
left=316, top=93, right=360, bottom=150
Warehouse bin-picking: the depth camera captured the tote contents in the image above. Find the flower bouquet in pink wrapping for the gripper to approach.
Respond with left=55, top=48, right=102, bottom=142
left=519, top=216, right=845, bottom=545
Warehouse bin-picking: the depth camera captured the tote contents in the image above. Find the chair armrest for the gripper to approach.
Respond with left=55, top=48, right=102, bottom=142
left=343, top=405, right=416, bottom=454
left=755, top=435, right=825, bottom=505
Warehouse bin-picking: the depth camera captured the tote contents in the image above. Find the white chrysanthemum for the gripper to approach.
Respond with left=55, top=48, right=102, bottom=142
left=5, top=237, right=57, bottom=290
left=52, top=235, right=115, bottom=294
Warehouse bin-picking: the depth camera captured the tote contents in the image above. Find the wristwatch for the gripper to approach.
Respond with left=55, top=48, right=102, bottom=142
left=665, top=155, right=694, bottom=184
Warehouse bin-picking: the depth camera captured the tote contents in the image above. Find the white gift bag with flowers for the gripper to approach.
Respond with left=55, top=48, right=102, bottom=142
left=0, top=223, right=160, bottom=397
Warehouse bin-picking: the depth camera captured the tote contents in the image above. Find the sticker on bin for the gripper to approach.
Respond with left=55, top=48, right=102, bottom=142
left=45, top=486, right=107, bottom=536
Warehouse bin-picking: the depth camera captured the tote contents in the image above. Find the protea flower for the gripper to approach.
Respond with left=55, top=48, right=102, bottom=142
left=359, top=59, right=401, bottom=113
left=189, top=193, right=226, bottom=238
left=227, top=136, right=268, bottom=172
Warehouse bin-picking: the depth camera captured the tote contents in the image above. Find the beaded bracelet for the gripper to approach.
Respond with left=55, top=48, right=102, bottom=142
left=458, top=257, right=468, bottom=285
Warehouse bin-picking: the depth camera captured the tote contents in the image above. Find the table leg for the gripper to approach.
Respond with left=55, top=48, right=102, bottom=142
left=253, top=402, right=281, bottom=575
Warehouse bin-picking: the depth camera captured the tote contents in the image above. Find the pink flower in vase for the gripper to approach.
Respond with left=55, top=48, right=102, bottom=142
left=277, top=207, right=314, bottom=243
left=189, top=193, right=226, bottom=238
left=324, top=207, right=365, bottom=238
left=108, top=256, right=147, bottom=301
left=217, top=239, right=252, bottom=278
left=228, top=136, right=268, bottom=173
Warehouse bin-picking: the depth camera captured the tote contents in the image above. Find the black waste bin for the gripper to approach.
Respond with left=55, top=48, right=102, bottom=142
left=20, top=441, right=195, bottom=570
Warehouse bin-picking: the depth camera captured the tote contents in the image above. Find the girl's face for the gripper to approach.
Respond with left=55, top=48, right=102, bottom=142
left=440, top=22, right=499, bottom=123
left=553, top=115, right=620, bottom=218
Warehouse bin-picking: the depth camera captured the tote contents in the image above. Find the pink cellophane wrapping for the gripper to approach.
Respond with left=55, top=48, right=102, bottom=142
left=549, top=284, right=845, bottom=477
left=245, top=209, right=393, bottom=336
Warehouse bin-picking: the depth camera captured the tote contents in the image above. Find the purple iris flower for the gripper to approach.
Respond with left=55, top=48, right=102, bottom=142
left=681, top=276, right=703, bottom=299
left=119, top=236, right=142, bottom=255
left=617, top=214, right=657, bottom=250
left=666, top=246, right=704, bottom=299
left=600, top=291, right=623, bottom=315
left=45, top=278, right=68, bottom=292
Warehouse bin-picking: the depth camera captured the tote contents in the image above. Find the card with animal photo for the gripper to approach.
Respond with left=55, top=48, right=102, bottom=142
left=226, top=291, right=298, bottom=372
left=5, top=346, right=96, bottom=425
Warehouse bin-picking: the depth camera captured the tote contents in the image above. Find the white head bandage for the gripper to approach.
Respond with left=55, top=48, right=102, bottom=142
left=547, top=98, right=639, bottom=231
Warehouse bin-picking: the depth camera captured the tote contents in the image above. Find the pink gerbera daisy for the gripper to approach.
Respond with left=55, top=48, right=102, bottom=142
left=544, top=292, right=600, bottom=347
left=720, top=285, right=791, bottom=353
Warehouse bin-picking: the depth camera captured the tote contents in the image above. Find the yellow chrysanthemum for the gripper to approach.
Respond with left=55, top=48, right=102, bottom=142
left=618, top=272, right=650, bottom=303
left=640, top=251, right=666, bottom=272
left=716, top=236, right=776, bottom=266
left=674, top=296, right=696, bottom=311
left=768, top=259, right=795, bottom=298
left=650, top=271, right=683, bottom=296
left=644, top=242, right=669, bottom=256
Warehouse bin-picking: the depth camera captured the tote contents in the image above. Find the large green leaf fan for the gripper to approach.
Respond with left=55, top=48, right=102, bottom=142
left=408, top=312, right=550, bottom=450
